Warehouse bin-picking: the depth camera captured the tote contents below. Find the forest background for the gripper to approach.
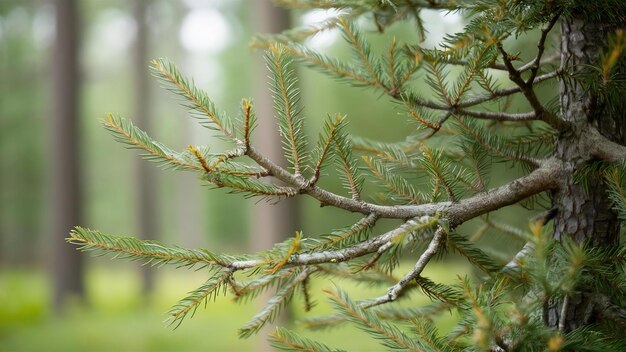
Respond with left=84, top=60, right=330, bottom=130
left=0, top=0, right=547, bottom=350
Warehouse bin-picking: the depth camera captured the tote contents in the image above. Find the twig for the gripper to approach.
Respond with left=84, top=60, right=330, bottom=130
left=528, top=14, right=561, bottom=84
left=456, top=109, right=539, bottom=122
left=559, top=295, right=570, bottom=331
left=501, top=242, right=535, bottom=274
left=362, top=227, right=447, bottom=308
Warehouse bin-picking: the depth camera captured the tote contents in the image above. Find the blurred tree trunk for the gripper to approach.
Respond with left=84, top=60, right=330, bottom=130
left=51, top=0, right=84, bottom=309
left=250, top=0, right=298, bottom=263
left=133, top=0, right=156, bottom=294
left=251, top=1, right=298, bottom=351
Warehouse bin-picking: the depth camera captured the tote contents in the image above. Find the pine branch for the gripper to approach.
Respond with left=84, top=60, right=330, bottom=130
left=240, top=98, right=256, bottom=150
left=267, top=44, right=309, bottom=175
left=239, top=268, right=310, bottom=338
left=278, top=41, right=376, bottom=86
left=338, top=19, right=388, bottom=92
left=588, top=127, right=626, bottom=165
left=413, top=319, right=456, bottom=352
left=527, top=13, right=560, bottom=85
left=311, top=213, right=379, bottom=250
left=497, top=44, right=563, bottom=130
left=447, top=232, right=502, bottom=276
left=605, top=166, right=626, bottom=219
left=324, top=286, right=421, bottom=351
left=167, top=271, right=230, bottom=328
left=453, top=117, right=543, bottom=166
left=233, top=268, right=299, bottom=303
left=67, top=227, right=225, bottom=269
left=362, top=156, right=422, bottom=204
left=270, top=327, right=345, bottom=352
left=150, top=58, right=236, bottom=138
left=266, top=231, right=302, bottom=274
left=363, top=226, right=447, bottom=308
left=206, top=172, right=298, bottom=200
left=311, top=113, right=346, bottom=185
left=103, top=114, right=202, bottom=172
left=333, top=124, right=364, bottom=200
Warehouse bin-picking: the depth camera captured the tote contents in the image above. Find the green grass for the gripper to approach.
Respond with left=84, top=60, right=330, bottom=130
left=0, top=262, right=468, bottom=352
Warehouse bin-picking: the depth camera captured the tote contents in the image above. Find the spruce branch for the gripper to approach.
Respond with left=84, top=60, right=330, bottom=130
left=233, top=268, right=298, bottom=303
left=266, top=231, right=302, bottom=274
left=363, top=226, right=447, bottom=308
left=269, top=327, right=345, bottom=352
left=324, top=286, right=421, bottom=351
left=362, top=156, right=422, bottom=204
left=333, top=123, right=364, bottom=200
left=150, top=58, right=236, bottom=138
left=167, top=271, right=230, bottom=328
left=267, top=44, right=309, bottom=175
left=447, top=232, right=502, bottom=276
left=497, top=43, right=563, bottom=130
left=458, top=71, right=561, bottom=107
left=67, top=227, right=225, bottom=269
left=277, top=41, right=376, bottom=86
left=103, top=114, right=203, bottom=172
left=239, top=267, right=310, bottom=338
left=338, top=18, right=387, bottom=92
left=240, top=98, right=256, bottom=151
left=527, top=13, right=561, bottom=85
left=206, top=172, right=298, bottom=201
left=311, top=213, right=379, bottom=250
left=456, top=109, right=540, bottom=122
left=311, top=113, right=346, bottom=186
left=588, top=127, right=626, bottom=165
left=406, top=70, right=560, bottom=111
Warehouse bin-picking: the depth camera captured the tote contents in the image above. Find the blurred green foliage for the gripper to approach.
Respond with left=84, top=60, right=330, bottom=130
left=0, top=262, right=467, bottom=351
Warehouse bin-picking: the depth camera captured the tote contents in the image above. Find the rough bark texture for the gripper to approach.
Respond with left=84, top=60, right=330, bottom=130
left=549, top=16, right=625, bottom=331
left=52, top=0, right=84, bottom=309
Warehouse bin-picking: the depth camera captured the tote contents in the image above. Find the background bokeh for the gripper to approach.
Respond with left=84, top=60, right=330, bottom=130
left=0, top=1, right=548, bottom=351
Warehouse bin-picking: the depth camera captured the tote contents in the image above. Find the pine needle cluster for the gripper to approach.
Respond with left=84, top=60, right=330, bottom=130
left=68, top=0, right=626, bottom=350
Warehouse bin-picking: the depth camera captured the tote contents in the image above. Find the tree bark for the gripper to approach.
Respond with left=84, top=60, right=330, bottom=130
left=52, top=0, right=84, bottom=309
left=549, top=15, right=626, bottom=331
left=250, top=1, right=297, bottom=351
left=133, top=0, right=156, bottom=294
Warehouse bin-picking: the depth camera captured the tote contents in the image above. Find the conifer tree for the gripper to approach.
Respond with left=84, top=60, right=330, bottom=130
left=68, top=1, right=626, bottom=350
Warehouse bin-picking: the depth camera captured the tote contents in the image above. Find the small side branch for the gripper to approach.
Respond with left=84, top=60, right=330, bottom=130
left=230, top=218, right=431, bottom=270
left=588, top=127, right=626, bottom=165
left=363, top=226, right=447, bottom=308
left=497, top=16, right=564, bottom=131
left=457, top=109, right=539, bottom=122
left=559, top=295, right=570, bottom=331
left=528, top=14, right=560, bottom=84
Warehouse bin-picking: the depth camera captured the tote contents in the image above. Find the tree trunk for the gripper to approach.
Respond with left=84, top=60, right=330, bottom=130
left=133, top=0, right=156, bottom=294
left=549, top=15, right=626, bottom=331
left=250, top=1, right=297, bottom=351
left=52, top=0, right=84, bottom=309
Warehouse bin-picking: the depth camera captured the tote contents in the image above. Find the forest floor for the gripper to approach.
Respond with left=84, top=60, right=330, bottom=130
left=0, top=262, right=467, bottom=351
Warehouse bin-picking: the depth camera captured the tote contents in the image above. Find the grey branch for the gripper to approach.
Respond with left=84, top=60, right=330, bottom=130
left=587, top=127, right=626, bottom=165
left=362, top=227, right=447, bottom=308
left=231, top=158, right=563, bottom=271
left=593, top=294, right=626, bottom=326
left=247, top=145, right=562, bottom=222
left=502, top=242, right=535, bottom=274
left=457, top=109, right=539, bottom=122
